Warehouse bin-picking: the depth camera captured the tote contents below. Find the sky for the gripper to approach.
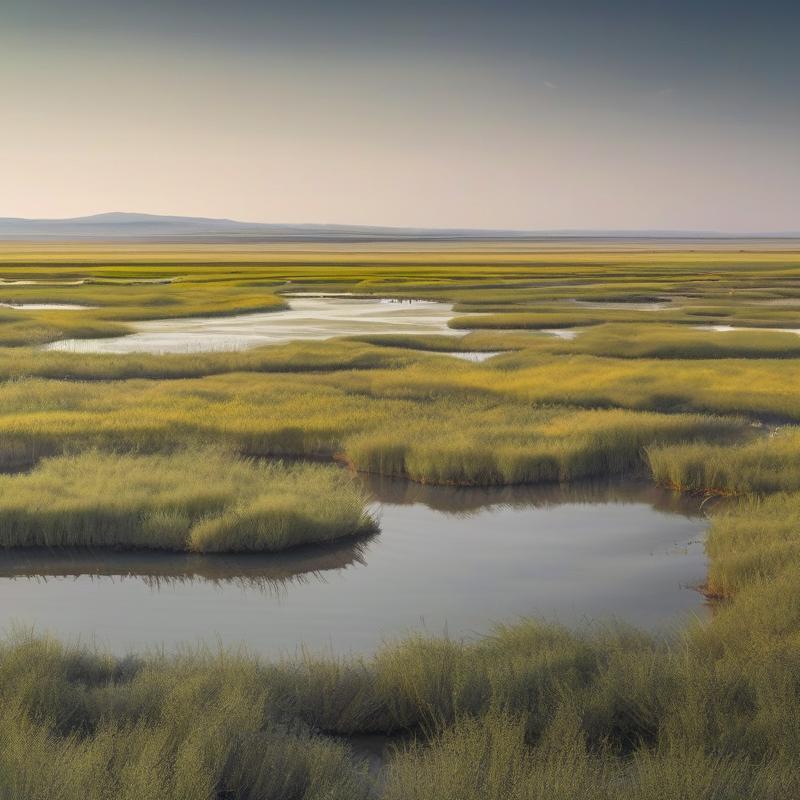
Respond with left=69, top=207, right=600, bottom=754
left=1, top=0, right=799, bottom=231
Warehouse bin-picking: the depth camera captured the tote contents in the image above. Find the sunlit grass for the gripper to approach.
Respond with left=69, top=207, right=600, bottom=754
left=0, top=372, right=747, bottom=482
left=0, top=449, right=377, bottom=552
left=647, top=428, right=800, bottom=495
left=544, top=323, right=800, bottom=359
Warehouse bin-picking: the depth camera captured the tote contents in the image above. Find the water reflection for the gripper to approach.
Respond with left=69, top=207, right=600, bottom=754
left=0, top=477, right=711, bottom=656
left=362, top=475, right=705, bottom=517
left=0, top=536, right=372, bottom=592
left=43, top=296, right=463, bottom=354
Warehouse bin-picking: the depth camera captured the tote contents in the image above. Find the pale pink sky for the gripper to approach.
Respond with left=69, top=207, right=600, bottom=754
left=3, top=3, right=799, bottom=231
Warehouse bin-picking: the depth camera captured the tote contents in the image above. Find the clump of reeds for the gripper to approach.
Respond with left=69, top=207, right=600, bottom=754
left=647, top=427, right=800, bottom=495
left=703, top=491, right=800, bottom=597
left=0, top=449, right=377, bottom=552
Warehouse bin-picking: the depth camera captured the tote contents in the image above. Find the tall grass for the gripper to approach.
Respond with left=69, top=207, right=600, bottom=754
left=383, top=712, right=796, bottom=800
left=0, top=450, right=377, bottom=552
left=0, top=340, right=420, bottom=382
left=0, top=635, right=371, bottom=800
left=547, top=323, right=800, bottom=360
left=0, top=371, right=748, bottom=480
left=346, top=407, right=742, bottom=485
left=0, top=282, right=287, bottom=346
left=647, top=427, right=800, bottom=495
left=703, top=492, right=800, bottom=597
left=2, top=606, right=799, bottom=798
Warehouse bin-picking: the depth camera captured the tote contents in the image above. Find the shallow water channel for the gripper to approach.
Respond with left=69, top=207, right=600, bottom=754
left=0, top=477, right=710, bottom=657
left=44, top=296, right=464, bottom=353
left=1, top=302, right=93, bottom=310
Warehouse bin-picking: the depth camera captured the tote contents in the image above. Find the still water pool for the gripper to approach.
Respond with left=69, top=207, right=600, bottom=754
left=0, top=477, right=710, bottom=657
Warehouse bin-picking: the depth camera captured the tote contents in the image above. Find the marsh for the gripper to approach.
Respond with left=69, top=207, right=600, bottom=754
left=0, top=477, right=709, bottom=656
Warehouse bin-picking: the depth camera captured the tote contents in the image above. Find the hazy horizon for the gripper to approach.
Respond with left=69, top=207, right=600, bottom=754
left=3, top=1, right=798, bottom=232
left=2, top=211, right=800, bottom=237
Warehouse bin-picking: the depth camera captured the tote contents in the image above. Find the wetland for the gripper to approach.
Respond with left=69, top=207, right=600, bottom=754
left=1, top=242, right=799, bottom=799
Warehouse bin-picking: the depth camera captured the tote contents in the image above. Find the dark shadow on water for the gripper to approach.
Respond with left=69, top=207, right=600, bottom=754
left=0, top=536, right=373, bottom=590
left=361, top=474, right=706, bottom=518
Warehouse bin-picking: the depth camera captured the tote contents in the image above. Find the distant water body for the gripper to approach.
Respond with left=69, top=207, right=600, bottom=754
left=45, top=296, right=463, bottom=354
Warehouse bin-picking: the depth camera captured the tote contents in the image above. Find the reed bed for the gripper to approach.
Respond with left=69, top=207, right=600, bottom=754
left=704, top=492, right=800, bottom=597
left=647, top=427, right=800, bottom=495
left=0, top=373, right=746, bottom=483
left=345, top=407, right=741, bottom=485
left=0, top=340, right=419, bottom=382
left=383, top=712, right=796, bottom=800
left=0, top=634, right=371, bottom=800
left=0, top=282, right=287, bottom=346
left=0, top=450, right=377, bottom=552
left=545, top=323, right=800, bottom=360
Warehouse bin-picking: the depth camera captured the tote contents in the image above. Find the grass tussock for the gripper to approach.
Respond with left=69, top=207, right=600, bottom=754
left=345, top=407, right=742, bottom=485
left=383, top=711, right=796, bottom=800
left=545, top=323, right=800, bottom=360
left=0, top=340, right=419, bottom=382
left=704, top=492, right=800, bottom=597
left=0, top=450, right=377, bottom=552
left=2, top=607, right=800, bottom=799
left=647, top=427, right=800, bottom=495
left=0, top=282, right=287, bottom=346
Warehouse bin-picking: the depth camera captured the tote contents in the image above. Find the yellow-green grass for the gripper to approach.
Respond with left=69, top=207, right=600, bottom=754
left=0, top=372, right=746, bottom=483
left=450, top=305, right=800, bottom=332
left=0, top=283, right=287, bottom=346
left=0, top=634, right=371, bottom=800
left=0, top=340, right=421, bottom=382
left=0, top=450, right=377, bottom=552
left=3, top=600, right=800, bottom=798
left=703, top=492, right=800, bottom=598
left=0, top=308, right=132, bottom=347
left=383, top=711, right=795, bottom=800
left=0, top=282, right=287, bottom=318
left=343, top=407, right=741, bottom=485
left=647, top=428, right=800, bottom=495
left=0, top=244, right=799, bottom=797
left=3, top=244, right=800, bottom=354
left=542, top=323, right=800, bottom=360
left=457, top=353, right=800, bottom=420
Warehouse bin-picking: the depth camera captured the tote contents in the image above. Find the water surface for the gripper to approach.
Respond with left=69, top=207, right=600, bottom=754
left=44, top=296, right=463, bottom=354
left=543, top=328, right=582, bottom=340
left=0, top=478, right=710, bottom=657
left=1, top=303, right=93, bottom=310
left=435, top=350, right=507, bottom=362
left=695, top=324, right=800, bottom=335
left=570, top=299, right=671, bottom=311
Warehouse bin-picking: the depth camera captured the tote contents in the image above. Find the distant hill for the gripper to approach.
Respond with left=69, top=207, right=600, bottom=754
left=0, top=213, right=525, bottom=242
left=0, top=213, right=797, bottom=242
